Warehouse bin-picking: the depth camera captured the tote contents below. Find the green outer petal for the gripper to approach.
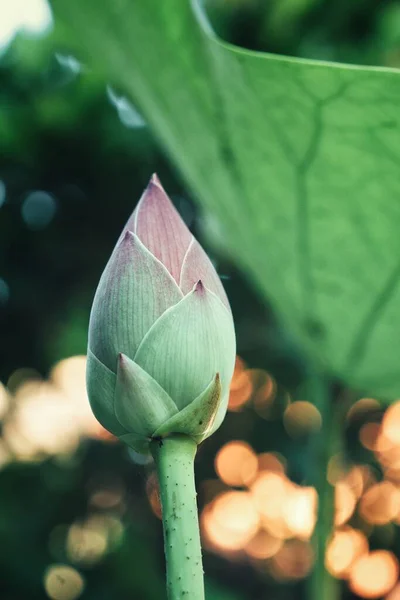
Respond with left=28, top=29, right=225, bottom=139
left=208, top=390, right=230, bottom=436
left=86, top=349, right=126, bottom=436
left=89, top=231, right=183, bottom=372
left=118, top=432, right=151, bottom=454
left=114, top=353, right=178, bottom=436
left=153, top=373, right=222, bottom=442
left=134, top=281, right=236, bottom=410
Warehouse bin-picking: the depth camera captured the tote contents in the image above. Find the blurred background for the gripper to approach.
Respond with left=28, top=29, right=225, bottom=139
left=1, top=1, right=400, bottom=599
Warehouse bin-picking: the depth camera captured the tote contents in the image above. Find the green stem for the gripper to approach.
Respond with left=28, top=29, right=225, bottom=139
left=150, top=434, right=204, bottom=600
left=307, top=372, right=340, bottom=600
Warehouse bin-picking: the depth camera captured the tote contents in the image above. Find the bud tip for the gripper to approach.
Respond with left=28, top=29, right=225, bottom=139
left=122, top=230, right=134, bottom=243
left=118, top=352, right=127, bottom=366
left=150, top=173, right=163, bottom=189
left=194, top=280, right=205, bottom=294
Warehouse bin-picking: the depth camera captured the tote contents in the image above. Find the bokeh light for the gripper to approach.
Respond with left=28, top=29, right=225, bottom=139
left=67, top=515, right=123, bottom=566
left=387, top=583, right=400, bottom=600
left=359, top=422, right=381, bottom=450
left=283, top=486, right=317, bottom=540
left=349, top=551, right=399, bottom=598
left=347, top=398, right=381, bottom=421
left=228, top=357, right=252, bottom=411
left=382, top=401, right=400, bottom=446
left=214, top=441, right=258, bottom=487
left=335, top=482, right=357, bottom=526
left=0, top=0, right=52, bottom=52
left=257, top=452, right=286, bottom=474
left=270, top=540, right=314, bottom=581
left=244, top=529, right=283, bottom=559
left=325, top=527, right=369, bottom=578
left=0, top=381, right=9, bottom=420
left=283, top=401, right=322, bottom=437
left=1, top=355, right=109, bottom=462
left=21, top=190, right=57, bottom=230
left=251, top=369, right=277, bottom=419
left=359, top=481, right=400, bottom=525
left=202, top=490, right=259, bottom=552
left=250, top=471, right=291, bottom=538
left=44, top=564, right=84, bottom=600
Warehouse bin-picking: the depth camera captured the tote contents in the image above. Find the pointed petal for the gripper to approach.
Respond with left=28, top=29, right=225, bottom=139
left=129, top=175, right=192, bottom=283
left=208, top=390, right=230, bottom=436
left=180, top=238, right=230, bottom=309
left=153, top=373, right=222, bottom=442
left=114, top=354, right=178, bottom=436
left=86, top=349, right=126, bottom=436
left=134, top=281, right=236, bottom=410
left=89, top=232, right=182, bottom=371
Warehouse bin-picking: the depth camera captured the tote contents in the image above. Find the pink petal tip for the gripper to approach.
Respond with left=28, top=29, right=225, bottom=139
left=194, top=280, right=205, bottom=294
left=150, top=173, right=162, bottom=188
left=118, top=353, right=127, bottom=366
left=122, top=230, right=134, bottom=243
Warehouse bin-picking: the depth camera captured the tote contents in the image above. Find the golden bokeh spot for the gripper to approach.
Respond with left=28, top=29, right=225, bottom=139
left=283, top=486, right=317, bottom=540
left=2, top=354, right=113, bottom=462
left=325, top=527, right=368, bottom=578
left=335, top=482, right=357, bottom=526
left=341, top=465, right=371, bottom=499
left=0, top=381, right=9, bottom=420
left=283, top=401, right=322, bottom=437
left=7, top=368, right=41, bottom=394
left=4, top=382, right=80, bottom=459
left=244, top=530, right=282, bottom=559
left=202, top=490, right=259, bottom=552
left=50, top=356, right=87, bottom=391
left=374, top=431, right=398, bottom=457
left=250, top=472, right=292, bottom=539
left=89, top=487, right=124, bottom=510
left=215, top=441, right=258, bottom=487
left=386, top=583, right=400, bottom=600
left=270, top=540, right=314, bottom=581
left=347, top=398, right=381, bottom=422
left=51, top=356, right=104, bottom=439
left=349, top=551, right=399, bottom=599
left=359, top=422, right=381, bottom=451
left=234, top=356, right=246, bottom=373
left=66, top=515, right=123, bottom=566
left=257, top=452, right=286, bottom=475
left=44, top=565, right=84, bottom=600
left=385, top=466, right=400, bottom=486
left=329, top=463, right=374, bottom=498
left=382, top=402, right=400, bottom=446
left=67, top=520, right=108, bottom=566
left=250, top=370, right=276, bottom=419
left=359, top=481, right=400, bottom=525
left=228, top=368, right=253, bottom=411
left=327, top=454, right=347, bottom=485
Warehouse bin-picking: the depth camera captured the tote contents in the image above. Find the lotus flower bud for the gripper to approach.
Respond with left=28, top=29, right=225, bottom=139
left=87, top=175, right=236, bottom=452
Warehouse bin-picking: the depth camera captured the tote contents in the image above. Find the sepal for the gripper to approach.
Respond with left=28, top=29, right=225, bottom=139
left=114, top=353, right=178, bottom=436
left=152, top=374, right=222, bottom=443
left=86, top=349, right=126, bottom=436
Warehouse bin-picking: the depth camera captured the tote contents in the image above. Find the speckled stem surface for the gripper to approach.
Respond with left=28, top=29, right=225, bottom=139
left=150, top=434, right=204, bottom=600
